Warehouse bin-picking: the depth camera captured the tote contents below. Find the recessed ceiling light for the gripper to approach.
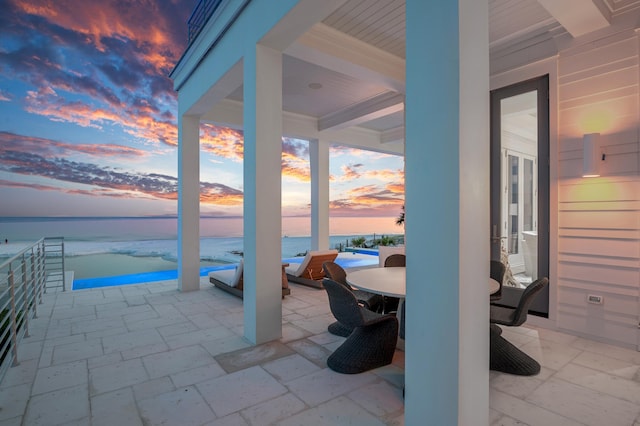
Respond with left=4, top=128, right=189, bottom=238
left=308, top=82, right=322, bottom=90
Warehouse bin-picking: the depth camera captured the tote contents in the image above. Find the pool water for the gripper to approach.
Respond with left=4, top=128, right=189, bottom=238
left=72, top=251, right=378, bottom=290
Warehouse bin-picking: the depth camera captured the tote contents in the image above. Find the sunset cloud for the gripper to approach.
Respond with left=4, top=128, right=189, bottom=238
left=0, top=131, right=148, bottom=159
left=0, top=132, right=243, bottom=206
left=1, top=0, right=186, bottom=148
left=282, top=138, right=310, bottom=182
left=8, top=0, right=187, bottom=73
left=329, top=180, right=404, bottom=217
left=338, top=163, right=404, bottom=183
left=201, top=125, right=245, bottom=161
left=0, top=0, right=406, bottom=219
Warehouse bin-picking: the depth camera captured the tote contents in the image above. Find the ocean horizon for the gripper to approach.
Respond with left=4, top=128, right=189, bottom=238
left=0, top=216, right=404, bottom=280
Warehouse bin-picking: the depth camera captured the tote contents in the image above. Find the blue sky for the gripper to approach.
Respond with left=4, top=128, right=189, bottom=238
left=0, top=0, right=405, bottom=220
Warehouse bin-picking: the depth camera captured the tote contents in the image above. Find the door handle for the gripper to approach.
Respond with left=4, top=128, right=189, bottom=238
left=490, top=225, right=506, bottom=243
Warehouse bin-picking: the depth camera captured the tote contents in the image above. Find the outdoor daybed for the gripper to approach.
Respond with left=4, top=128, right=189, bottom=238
left=285, top=249, right=338, bottom=289
left=209, top=260, right=291, bottom=298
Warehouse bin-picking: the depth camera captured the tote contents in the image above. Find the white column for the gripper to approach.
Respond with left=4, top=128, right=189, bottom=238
left=178, top=114, right=201, bottom=292
left=405, top=0, right=489, bottom=424
left=458, top=0, right=490, bottom=424
left=310, top=138, right=330, bottom=250
left=243, top=43, right=283, bottom=344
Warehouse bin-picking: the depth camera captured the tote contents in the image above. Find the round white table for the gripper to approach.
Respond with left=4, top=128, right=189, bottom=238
left=347, top=267, right=499, bottom=351
left=489, top=278, right=500, bottom=295
left=346, top=267, right=406, bottom=297
left=348, top=267, right=501, bottom=297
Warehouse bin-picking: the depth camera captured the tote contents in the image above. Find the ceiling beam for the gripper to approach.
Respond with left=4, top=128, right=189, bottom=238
left=285, top=23, right=405, bottom=93
left=186, top=60, right=244, bottom=116
left=200, top=99, right=404, bottom=155
left=536, top=0, right=610, bottom=37
left=381, top=126, right=404, bottom=145
left=318, top=92, right=404, bottom=131
left=260, top=0, right=349, bottom=50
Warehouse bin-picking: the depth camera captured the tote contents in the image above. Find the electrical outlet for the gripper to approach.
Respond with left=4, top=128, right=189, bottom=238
left=587, top=294, right=603, bottom=304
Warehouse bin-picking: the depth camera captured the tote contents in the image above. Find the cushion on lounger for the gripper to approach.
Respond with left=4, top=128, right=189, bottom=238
left=285, top=250, right=338, bottom=279
left=209, top=260, right=243, bottom=288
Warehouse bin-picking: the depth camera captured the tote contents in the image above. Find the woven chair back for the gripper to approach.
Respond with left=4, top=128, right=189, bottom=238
left=384, top=254, right=406, bottom=267
left=322, top=279, right=365, bottom=328
left=322, top=262, right=348, bottom=286
left=511, top=277, right=548, bottom=326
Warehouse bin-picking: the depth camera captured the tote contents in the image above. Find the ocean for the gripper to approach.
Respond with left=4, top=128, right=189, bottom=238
left=0, top=216, right=403, bottom=279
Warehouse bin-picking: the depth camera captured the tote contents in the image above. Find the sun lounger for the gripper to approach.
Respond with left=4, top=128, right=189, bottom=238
left=285, top=249, right=338, bottom=289
left=209, top=260, right=291, bottom=298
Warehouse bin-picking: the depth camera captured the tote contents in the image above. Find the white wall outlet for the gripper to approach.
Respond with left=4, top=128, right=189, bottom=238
left=587, top=294, right=603, bottom=304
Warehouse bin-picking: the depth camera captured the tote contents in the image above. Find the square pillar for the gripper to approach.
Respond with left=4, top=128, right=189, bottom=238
left=310, top=138, right=330, bottom=250
left=405, top=0, right=489, bottom=424
left=458, top=0, right=490, bottom=423
left=242, top=43, right=283, bottom=344
left=178, top=114, right=201, bottom=292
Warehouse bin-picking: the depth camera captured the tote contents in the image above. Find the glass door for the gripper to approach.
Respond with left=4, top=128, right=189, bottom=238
left=490, top=76, right=549, bottom=316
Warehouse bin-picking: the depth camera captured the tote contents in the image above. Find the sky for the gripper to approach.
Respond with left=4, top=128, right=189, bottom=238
left=0, top=0, right=405, bottom=220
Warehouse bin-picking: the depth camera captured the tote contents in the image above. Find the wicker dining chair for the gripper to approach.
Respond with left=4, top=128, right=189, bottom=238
left=489, top=260, right=506, bottom=301
left=490, top=277, right=548, bottom=328
left=383, top=253, right=406, bottom=267
left=323, top=278, right=398, bottom=374
left=490, top=277, right=549, bottom=375
left=382, top=253, right=405, bottom=313
left=323, top=262, right=384, bottom=311
left=322, top=261, right=385, bottom=337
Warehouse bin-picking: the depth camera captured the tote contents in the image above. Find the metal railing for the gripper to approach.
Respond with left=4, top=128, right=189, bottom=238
left=188, top=0, right=224, bottom=44
left=0, top=237, right=65, bottom=382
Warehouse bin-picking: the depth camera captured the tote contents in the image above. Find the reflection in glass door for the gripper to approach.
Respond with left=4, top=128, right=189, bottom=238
left=490, top=76, right=549, bottom=316
left=502, top=150, right=537, bottom=282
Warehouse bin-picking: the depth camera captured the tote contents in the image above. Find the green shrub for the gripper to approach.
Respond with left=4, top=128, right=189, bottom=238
left=351, top=237, right=366, bottom=247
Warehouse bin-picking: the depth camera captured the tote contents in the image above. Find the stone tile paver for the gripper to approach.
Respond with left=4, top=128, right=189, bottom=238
left=24, top=384, right=90, bottom=426
left=89, top=358, right=149, bottom=395
left=91, top=387, right=142, bottom=426
left=31, top=360, right=87, bottom=395
left=197, top=366, right=288, bottom=417
left=137, top=386, right=215, bottom=426
left=142, top=345, right=216, bottom=379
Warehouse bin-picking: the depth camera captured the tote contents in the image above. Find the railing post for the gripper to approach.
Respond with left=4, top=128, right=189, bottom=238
left=61, top=239, right=66, bottom=292
left=21, top=258, right=29, bottom=338
left=8, top=270, right=19, bottom=367
left=42, top=241, right=47, bottom=295
left=36, top=242, right=44, bottom=304
left=30, top=249, right=38, bottom=319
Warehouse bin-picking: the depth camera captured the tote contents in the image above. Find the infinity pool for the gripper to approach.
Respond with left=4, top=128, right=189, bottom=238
left=72, top=251, right=378, bottom=290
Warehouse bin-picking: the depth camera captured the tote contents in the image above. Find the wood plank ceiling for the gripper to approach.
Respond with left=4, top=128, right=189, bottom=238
left=222, top=0, right=640, bottom=136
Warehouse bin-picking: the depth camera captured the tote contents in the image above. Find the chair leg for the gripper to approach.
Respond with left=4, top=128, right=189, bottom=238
left=327, top=318, right=398, bottom=374
left=328, top=321, right=352, bottom=337
left=490, top=332, right=540, bottom=376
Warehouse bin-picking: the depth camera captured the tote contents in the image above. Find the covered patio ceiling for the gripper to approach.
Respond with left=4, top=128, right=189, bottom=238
left=187, top=0, right=640, bottom=155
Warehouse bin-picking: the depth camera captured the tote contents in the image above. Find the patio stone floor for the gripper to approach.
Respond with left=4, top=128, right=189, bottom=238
left=1, top=277, right=640, bottom=425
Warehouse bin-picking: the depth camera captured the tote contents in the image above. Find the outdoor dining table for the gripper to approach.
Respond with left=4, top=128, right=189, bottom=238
left=347, top=267, right=501, bottom=299
left=346, top=267, right=406, bottom=299
left=346, top=267, right=503, bottom=349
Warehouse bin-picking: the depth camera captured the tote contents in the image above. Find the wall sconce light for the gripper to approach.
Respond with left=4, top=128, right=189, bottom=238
left=583, top=133, right=601, bottom=177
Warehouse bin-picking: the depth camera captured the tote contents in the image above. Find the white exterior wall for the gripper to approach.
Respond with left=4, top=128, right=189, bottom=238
left=556, top=29, right=640, bottom=348
left=492, top=22, right=640, bottom=350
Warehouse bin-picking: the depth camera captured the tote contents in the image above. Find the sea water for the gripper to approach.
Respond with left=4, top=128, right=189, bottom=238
left=0, top=216, right=402, bottom=279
